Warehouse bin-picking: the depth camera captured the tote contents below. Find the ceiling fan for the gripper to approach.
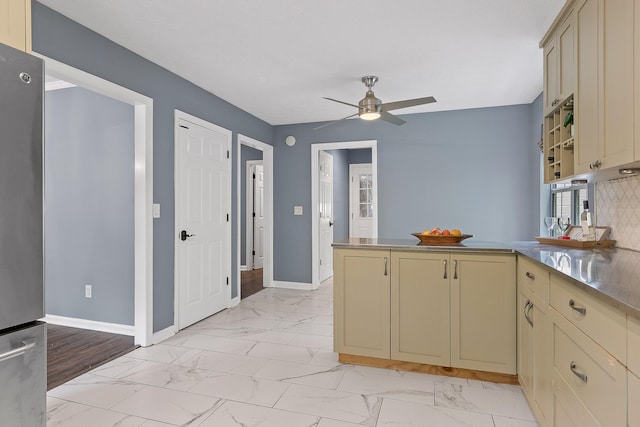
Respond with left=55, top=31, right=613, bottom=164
left=314, top=75, right=436, bottom=130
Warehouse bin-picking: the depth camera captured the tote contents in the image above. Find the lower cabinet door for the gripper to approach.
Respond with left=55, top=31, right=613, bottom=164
left=333, top=248, right=391, bottom=359
left=518, top=289, right=534, bottom=395
left=451, top=253, right=516, bottom=374
left=629, top=371, right=640, bottom=427
left=391, top=251, right=450, bottom=366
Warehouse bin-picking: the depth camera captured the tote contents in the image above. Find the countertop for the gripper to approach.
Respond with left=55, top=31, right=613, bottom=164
left=333, top=238, right=640, bottom=320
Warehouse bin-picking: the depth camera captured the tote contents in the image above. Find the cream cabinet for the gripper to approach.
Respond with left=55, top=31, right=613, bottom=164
left=450, top=253, right=516, bottom=375
left=390, top=251, right=450, bottom=366
left=518, top=257, right=552, bottom=425
left=335, top=248, right=516, bottom=376
left=543, top=10, right=575, bottom=116
left=333, top=248, right=391, bottom=359
left=0, top=0, right=31, bottom=52
left=629, top=371, right=640, bottom=427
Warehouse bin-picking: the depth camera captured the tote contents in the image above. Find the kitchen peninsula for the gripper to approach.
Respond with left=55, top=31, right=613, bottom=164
left=333, top=238, right=640, bottom=426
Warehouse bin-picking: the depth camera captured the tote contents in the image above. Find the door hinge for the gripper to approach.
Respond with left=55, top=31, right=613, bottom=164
left=226, top=277, right=229, bottom=286
left=319, top=259, right=322, bottom=265
left=253, top=212, right=256, bottom=217
left=179, top=124, right=189, bottom=129
left=227, top=150, right=230, bottom=159
left=252, top=250, right=255, bottom=256
left=253, top=173, right=256, bottom=179
left=226, top=213, right=229, bottom=222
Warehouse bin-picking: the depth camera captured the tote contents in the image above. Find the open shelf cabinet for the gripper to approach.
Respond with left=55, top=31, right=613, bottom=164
left=544, top=95, right=574, bottom=183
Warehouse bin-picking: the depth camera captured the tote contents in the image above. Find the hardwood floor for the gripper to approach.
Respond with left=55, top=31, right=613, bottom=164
left=241, top=268, right=264, bottom=299
left=46, top=324, right=138, bottom=390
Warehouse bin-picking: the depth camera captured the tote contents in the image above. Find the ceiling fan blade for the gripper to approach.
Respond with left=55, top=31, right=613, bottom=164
left=379, top=111, right=406, bottom=126
left=313, top=113, right=359, bottom=130
left=381, top=96, right=436, bottom=112
left=323, top=97, right=359, bottom=108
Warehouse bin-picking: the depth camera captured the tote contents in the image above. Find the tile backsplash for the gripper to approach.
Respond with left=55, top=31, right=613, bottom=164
left=596, top=174, right=640, bottom=251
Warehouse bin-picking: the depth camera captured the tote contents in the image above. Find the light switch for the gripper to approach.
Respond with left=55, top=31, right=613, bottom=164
left=153, top=203, right=161, bottom=218
left=294, top=206, right=303, bottom=216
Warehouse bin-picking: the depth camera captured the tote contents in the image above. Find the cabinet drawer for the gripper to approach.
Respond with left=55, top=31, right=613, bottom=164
left=628, top=316, right=640, bottom=377
left=550, top=274, right=626, bottom=363
left=551, top=369, right=600, bottom=427
left=551, top=309, right=626, bottom=426
left=517, top=257, right=550, bottom=302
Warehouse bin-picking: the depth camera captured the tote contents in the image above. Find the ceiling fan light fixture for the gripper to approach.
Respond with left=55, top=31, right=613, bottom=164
left=360, top=111, right=381, bottom=120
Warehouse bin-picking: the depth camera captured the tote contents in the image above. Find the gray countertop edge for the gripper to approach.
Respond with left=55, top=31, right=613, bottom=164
left=333, top=238, right=640, bottom=321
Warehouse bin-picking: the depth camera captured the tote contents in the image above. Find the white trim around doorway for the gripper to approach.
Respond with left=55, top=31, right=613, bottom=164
left=311, top=140, right=378, bottom=289
left=34, top=53, right=155, bottom=347
left=237, top=134, right=274, bottom=303
left=245, top=159, right=262, bottom=272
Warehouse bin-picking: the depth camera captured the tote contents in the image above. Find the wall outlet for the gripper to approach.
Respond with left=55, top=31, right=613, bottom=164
left=85, top=284, right=92, bottom=299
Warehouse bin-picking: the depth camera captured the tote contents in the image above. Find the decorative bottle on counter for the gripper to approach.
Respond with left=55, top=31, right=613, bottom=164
left=580, top=200, right=596, bottom=241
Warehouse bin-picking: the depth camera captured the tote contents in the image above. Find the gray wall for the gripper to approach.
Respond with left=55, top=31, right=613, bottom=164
left=45, top=86, right=135, bottom=324
left=348, top=148, right=372, bottom=164
left=274, top=105, right=538, bottom=283
left=240, top=145, right=263, bottom=266
left=33, top=2, right=273, bottom=330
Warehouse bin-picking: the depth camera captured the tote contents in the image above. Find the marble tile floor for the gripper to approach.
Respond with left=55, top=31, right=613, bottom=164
left=46, top=279, right=539, bottom=427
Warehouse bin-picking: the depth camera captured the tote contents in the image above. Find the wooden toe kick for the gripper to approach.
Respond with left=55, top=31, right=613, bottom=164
left=338, top=353, right=519, bottom=385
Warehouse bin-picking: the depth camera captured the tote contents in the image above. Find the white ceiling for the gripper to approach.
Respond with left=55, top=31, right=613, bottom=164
left=37, top=0, right=566, bottom=126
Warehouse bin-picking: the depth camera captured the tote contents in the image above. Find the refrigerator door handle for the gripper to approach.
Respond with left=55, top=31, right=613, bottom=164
left=0, top=338, right=36, bottom=363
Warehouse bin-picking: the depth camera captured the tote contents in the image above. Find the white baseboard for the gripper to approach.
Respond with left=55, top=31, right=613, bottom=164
left=150, top=325, right=176, bottom=345
left=270, top=280, right=314, bottom=291
left=43, top=314, right=135, bottom=336
left=229, top=296, right=240, bottom=307
left=240, top=265, right=249, bottom=271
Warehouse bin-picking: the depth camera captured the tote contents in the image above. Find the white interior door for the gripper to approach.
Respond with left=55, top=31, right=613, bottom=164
left=349, top=163, right=375, bottom=238
left=319, top=151, right=334, bottom=282
left=176, top=118, right=230, bottom=330
left=252, top=163, right=264, bottom=269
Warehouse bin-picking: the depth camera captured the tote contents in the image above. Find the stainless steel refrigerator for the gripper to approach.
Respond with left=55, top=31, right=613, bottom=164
left=0, top=42, right=46, bottom=426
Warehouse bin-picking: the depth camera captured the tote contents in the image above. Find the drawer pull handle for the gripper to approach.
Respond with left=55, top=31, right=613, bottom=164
left=443, top=260, right=447, bottom=279
left=569, top=299, right=587, bottom=315
left=570, top=361, right=588, bottom=383
left=525, top=272, right=535, bottom=280
left=0, top=339, right=36, bottom=363
left=384, top=257, right=388, bottom=276
left=453, top=260, right=458, bottom=280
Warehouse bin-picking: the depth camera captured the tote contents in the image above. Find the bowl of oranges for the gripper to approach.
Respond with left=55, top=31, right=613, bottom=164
left=411, top=228, right=473, bottom=245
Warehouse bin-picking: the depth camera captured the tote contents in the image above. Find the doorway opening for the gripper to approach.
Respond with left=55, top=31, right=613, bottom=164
left=311, top=140, right=378, bottom=289
left=237, top=135, right=274, bottom=301
left=36, top=53, right=154, bottom=346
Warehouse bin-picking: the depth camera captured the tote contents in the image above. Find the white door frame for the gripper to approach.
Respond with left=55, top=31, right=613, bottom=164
left=173, top=110, right=232, bottom=326
left=311, top=140, right=378, bottom=289
left=237, top=134, right=273, bottom=302
left=245, top=160, right=263, bottom=271
left=35, top=53, right=154, bottom=346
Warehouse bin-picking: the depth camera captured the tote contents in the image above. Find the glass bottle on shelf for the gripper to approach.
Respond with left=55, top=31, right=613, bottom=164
left=580, top=201, right=596, bottom=241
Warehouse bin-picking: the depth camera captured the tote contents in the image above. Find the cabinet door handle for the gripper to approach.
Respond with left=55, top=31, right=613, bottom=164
left=525, top=271, right=535, bottom=280
left=570, top=361, right=588, bottom=383
left=569, top=299, right=587, bottom=315
left=524, top=300, right=533, bottom=327
left=453, top=260, right=458, bottom=279
left=589, top=160, right=602, bottom=170
left=0, top=339, right=36, bottom=363
left=442, top=260, right=447, bottom=279
left=384, top=257, right=388, bottom=276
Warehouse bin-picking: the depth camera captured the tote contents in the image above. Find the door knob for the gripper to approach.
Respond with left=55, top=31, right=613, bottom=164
left=180, top=230, right=195, bottom=241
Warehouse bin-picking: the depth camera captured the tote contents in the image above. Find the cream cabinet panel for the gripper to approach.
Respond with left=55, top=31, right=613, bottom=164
left=551, top=309, right=626, bottom=426
left=543, top=39, right=559, bottom=116
left=334, top=248, right=390, bottom=359
left=0, top=0, right=31, bottom=52
left=543, top=12, right=574, bottom=116
left=518, top=288, right=534, bottom=396
left=532, top=301, right=553, bottom=425
left=599, top=0, right=635, bottom=169
left=451, top=253, right=516, bottom=374
left=628, top=315, right=640, bottom=377
left=574, top=0, right=600, bottom=174
left=551, top=369, right=601, bottom=427
left=391, top=251, right=450, bottom=366
left=636, top=0, right=640, bottom=162
left=629, top=371, right=640, bottom=427
left=550, top=273, right=626, bottom=364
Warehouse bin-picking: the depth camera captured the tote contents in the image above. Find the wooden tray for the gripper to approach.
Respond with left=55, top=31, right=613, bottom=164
left=535, top=225, right=613, bottom=248
left=411, top=233, right=473, bottom=245
left=534, top=236, right=616, bottom=248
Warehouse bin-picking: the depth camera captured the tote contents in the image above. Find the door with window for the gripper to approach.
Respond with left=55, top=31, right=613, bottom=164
left=175, top=118, right=230, bottom=330
left=349, top=163, right=374, bottom=238
left=251, top=163, right=264, bottom=269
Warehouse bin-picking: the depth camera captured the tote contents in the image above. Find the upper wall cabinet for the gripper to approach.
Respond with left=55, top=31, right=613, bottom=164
left=543, top=11, right=575, bottom=116
left=575, top=0, right=636, bottom=174
left=0, top=0, right=31, bottom=52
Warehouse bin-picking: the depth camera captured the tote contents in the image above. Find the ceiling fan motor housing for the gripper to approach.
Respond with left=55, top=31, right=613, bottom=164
left=359, top=90, right=382, bottom=114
